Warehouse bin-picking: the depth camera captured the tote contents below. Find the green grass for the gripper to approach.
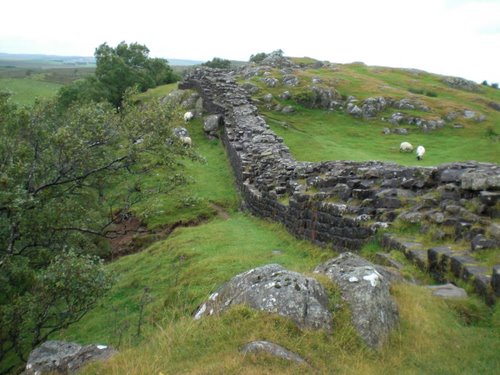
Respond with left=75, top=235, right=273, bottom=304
left=0, top=77, right=62, bottom=105
left=264, top=108, right=499, bottom=165
left=128, top=114, right=240, bottom=229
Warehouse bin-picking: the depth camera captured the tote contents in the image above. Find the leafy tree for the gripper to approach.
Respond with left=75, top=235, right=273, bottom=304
left=0, top=90, right=193, bottom=372
left=94, top=41, right=176, bottom=107
left=249, top=52, right=268, bottom=63
left=202, top=57, right=231, bottom=69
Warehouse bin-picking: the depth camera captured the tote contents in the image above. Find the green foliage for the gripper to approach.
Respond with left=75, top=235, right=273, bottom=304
left=57, top=41, right=177, bottom=109
left=249, top=52, right=268, bottom=63
left=94, top=41, right=176, bottom=107
left=202, top=57, right=231, bottom=69
left=0, top=252, right=111, bottom=371
left=0, top=90, right=192, bottom=370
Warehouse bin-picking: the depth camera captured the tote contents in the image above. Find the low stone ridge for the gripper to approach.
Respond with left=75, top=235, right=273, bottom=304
left=179, top=67, right=499, bottom=303
left=240, top=341, right=307, bottom=364
left=314, top=253, right=399, bottom=348
left=193, top=264, right=333, bottom=331
left=24, top=340, right=116, bottom=374
left=384, top=234, right=498, bottom=305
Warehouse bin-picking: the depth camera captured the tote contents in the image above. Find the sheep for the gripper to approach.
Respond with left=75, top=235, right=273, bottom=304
left=179, top=136, right=192, bottom=147
left=183, top=111, right=194, bottom=123
left=416, top=145, right=425, bottom=160
left=399, top=141, right=413, bottom=152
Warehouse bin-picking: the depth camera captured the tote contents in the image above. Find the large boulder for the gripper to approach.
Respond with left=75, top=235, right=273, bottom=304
left=24, top=340, right=116, bottom=374
left=203, top=114, right=223, bottom=138
left=193, top=264, right=333, bottom=331
left=314, top=252, right=399, bottom=348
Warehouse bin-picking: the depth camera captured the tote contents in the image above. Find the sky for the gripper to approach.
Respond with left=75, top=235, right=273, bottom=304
left=1, top=0, right=499, bottom=84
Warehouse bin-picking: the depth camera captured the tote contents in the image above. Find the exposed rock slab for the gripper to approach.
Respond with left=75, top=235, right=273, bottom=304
left=194, top=264, right=333, bottom=331
left=240, top=341, right=307, bottom=364
left=427, top=283, right=468, bottom=299
left=314, top=252, right=399, bottom=348
left=24, top=340, right=116, bottom=374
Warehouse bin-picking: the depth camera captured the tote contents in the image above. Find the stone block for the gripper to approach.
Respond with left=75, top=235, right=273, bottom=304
left=492, top=265, right=500, bottom=298
left=428, top=246, right=453, bottom=277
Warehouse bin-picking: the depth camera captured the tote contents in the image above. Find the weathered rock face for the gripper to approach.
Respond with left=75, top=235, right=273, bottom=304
left=24, top=340, right=116, bottom=375
left=314, top=253, right=399, bottom=348
left=194, top=264, right=333, bottom=331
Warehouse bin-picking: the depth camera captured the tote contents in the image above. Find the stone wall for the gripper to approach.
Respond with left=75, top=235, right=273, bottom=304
left=179, top=67, right=499, bottom=300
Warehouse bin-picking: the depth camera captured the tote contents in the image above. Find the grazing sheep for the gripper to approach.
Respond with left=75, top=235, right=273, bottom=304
left=399, top=141, right=414, bottom=152
left=416, top=145, right=425, bottom=160
left=183, top=111, right=194, bottom=122
left=179, top=136, right=192, bottom=147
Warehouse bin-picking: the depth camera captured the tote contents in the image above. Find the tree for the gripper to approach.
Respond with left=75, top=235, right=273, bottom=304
left=202, top=57, right=231, bottom=69
left=249, top=52, right=268, bottom=63
left=94, top=41, right=176, bottom=107
left=0, top=90, right=193, bottom=372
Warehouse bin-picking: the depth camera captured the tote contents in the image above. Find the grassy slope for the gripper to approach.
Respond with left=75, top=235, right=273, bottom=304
left=53, top=80, right=500, bottom=374
left=250, top=62, right=500, bottom=166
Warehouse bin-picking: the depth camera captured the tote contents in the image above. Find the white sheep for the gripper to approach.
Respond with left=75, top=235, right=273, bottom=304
left=416, top=145, right=425, bottom=160
left=179, top=136, right=192, bottom=147
left=183, top=111, right=194, bottom=123
left=399, top=141, right=413, bottom=152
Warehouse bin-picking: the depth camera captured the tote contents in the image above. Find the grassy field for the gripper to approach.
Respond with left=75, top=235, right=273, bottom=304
left=0, top=55, right=95, bottom=105
left=0, top=77, right=62, bottom=105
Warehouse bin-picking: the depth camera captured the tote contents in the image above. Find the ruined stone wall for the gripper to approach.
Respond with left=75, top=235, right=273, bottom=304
left=179, top=67, right=499, bottom=300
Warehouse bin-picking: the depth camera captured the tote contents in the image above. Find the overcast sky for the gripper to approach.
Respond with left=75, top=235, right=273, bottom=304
left=1, top=0, right=499, bottom=83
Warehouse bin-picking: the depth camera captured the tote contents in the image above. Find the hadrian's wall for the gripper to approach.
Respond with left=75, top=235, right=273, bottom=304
left=179, top=67, right=500, bottom=302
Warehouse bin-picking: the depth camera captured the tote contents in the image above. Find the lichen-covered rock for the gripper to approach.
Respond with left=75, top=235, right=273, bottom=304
left=193, top=264, right=333, bottom=331
left=240, top=341, right=307, bottom=364
left=24, top=340, right=116, bottom=374
left=314, top=252, right=399, bottom=348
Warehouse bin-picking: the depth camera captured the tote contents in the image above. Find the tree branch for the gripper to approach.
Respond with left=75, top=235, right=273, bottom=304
left=32, top=155, right=128, bottom=195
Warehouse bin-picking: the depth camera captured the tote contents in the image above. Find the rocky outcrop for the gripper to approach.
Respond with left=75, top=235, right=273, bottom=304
left=314, top=253, right=399, bottom=348
left=442, top=76, right=481, bottom=92
left=24, top=340, right=116, bottom=375
left=194, top=264, right=333, bottom=331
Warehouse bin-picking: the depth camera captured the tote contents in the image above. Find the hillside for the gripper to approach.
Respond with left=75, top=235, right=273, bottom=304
left=10, top=56, right=500, bottom=374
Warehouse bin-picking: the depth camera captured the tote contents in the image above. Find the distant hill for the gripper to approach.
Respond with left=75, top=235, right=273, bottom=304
left=0, top=53, right=203, bottom=67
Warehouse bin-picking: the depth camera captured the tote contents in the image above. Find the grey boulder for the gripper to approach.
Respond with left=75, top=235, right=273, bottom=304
left=314, top=252, right=399, bottom=348
left=194, top=264, right=333, bottom=331
left=24, top=340, right=116, bottom=374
